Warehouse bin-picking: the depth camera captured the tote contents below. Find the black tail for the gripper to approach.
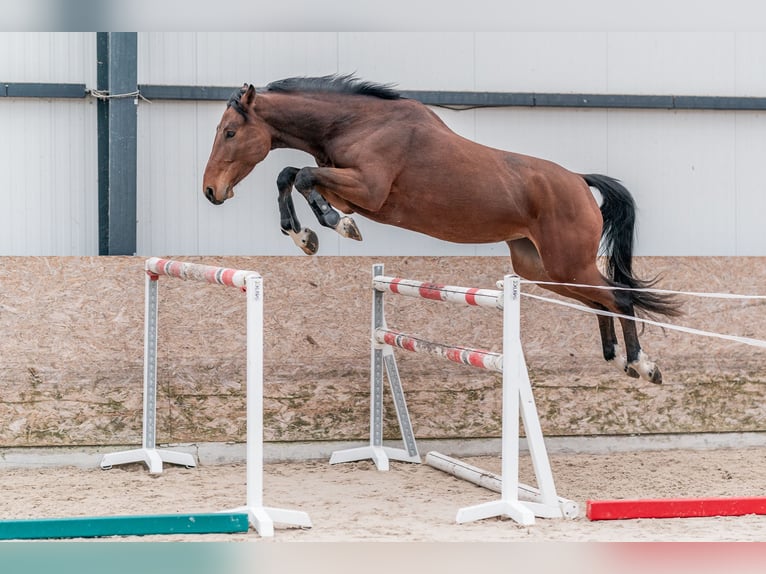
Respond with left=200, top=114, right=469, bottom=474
left=583, top=174, right=681, bottom=318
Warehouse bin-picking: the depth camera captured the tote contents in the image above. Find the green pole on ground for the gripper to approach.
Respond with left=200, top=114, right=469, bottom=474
left=0, top=513, right=249, bottom=540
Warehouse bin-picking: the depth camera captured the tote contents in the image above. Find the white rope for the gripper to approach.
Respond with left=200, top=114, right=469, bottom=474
left=88, top=89, right=152, bottom=103
left=518, top=279, right=766, bottom=301
left=521, top=292, right=766, bottom=350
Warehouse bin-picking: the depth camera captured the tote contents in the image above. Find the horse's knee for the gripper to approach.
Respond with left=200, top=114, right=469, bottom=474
left=293, top=167, right=316, bottom=192
left=277, top=166, right=299, bottom=191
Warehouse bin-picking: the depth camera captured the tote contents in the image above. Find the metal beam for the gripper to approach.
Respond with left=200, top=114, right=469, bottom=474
left=0, top=83, right=86, bottom=98
left=3, top=82, right=761, bottom=112
left=140, top=84, right=236, bottom=101
left=137, top=83, right=766, bottom=111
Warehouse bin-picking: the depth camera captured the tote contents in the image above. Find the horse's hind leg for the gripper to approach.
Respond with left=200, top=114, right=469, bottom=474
left=614, top=298, right=662, bottom=383
left=597, top=313, right=640, bottom=379
left=508, top=239, right=633, bottom=375
left=277, top=167, right=319, bottom=255
left=554, top=260, right=661, bottom=384
left=509, top=238, right=648, bottom=381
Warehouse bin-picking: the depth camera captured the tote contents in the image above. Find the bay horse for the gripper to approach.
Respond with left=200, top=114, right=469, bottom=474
left=203, top=75, right=680, bottom=384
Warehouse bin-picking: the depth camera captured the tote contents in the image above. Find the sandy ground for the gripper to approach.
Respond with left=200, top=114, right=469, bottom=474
left=2, top=447, right=766, bottom=543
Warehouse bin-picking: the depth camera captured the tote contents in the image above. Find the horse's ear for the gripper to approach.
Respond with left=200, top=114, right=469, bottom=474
left=240, top=83, right=256, bottom=107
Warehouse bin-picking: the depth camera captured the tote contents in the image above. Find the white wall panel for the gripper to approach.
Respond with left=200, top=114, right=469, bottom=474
left=0, top=99, right=98, bottom=255
left=138, top=32, right=339, bottom=86
left=733, top=113, right=766, bottom=255
left=337, top=32, right=475, bottom=90
left=0, top=32, right=95, bottom=84
left=0, top=33, right=97, bottom=255
left=734, top=33, right=766, bottom=97
left=606, top=110, right=737, bottom=256
left=606, top=32, right=736, bottom=96
left=194, top=33, right=339, bottom=87
left=475, top=32, right=608, bottom=93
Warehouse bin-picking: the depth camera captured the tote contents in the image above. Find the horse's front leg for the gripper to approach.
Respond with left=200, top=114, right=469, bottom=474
left=302, top=189, right=363, bottom=241
left=293, top=168, right=363, bottom=242
left=277, top=167, right=319, bottom=255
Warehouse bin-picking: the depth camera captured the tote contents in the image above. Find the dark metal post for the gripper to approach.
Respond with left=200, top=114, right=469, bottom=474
left=97, top=32, right=138, bottom=255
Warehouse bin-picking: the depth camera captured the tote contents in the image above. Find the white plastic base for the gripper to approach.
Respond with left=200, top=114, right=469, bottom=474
left=456, top=499, right=536, bottom=526
left=329, top=445, right=421, bottom=471
left=229, top=505, right=312, bottom=538
left=425, top=451, right=578, bottom=519
left=100, top=448, right=196, bottom=474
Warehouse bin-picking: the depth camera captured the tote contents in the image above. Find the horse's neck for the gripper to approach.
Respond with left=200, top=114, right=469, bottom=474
left=258, top=92, right=347, bottom=156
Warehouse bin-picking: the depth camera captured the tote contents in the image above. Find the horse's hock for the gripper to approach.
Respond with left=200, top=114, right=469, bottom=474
left=0, top=255, right=764, bottom=449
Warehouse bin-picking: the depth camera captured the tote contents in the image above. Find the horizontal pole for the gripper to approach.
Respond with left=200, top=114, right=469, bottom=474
left=136, top=84, right=766, bottom=111
left=0, top=82, right=87, bottom=98
left=145, top=257, right=259, bottom=289
left=373, top=275, right=502, bottom=309
left=425, top=451, right=579, bottom=518
left=586, top=497, right=766, bottom=520
left=0, top=512, right=249, bottom=540
left=375, top=328, right=503, bottom=372
left=139, top=84, right=235, bottom=101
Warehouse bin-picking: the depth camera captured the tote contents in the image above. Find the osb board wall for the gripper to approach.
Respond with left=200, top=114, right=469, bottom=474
left=0, top=256, right=765, bottom=448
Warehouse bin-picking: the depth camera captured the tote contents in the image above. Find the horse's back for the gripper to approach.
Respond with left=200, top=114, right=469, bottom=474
left=329, top=94, right=601, bottom=244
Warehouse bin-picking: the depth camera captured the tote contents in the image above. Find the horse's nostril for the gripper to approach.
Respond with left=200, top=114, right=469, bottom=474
left=205, top=187, right=215, bottom=201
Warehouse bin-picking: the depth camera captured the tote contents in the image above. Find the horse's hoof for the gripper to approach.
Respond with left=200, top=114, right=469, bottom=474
left=625, top=366, right=641, bottom=379
left=290, top=228, right=319, bottom=255
left=625, top=350, right=663, bottom=384
left=300, top=228, right=319, bottom=255
left=337, top=216, right=363, bottom=241
left=648, top=366, right=663, bottom=385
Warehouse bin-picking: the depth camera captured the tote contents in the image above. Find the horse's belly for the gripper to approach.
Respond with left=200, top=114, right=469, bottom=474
left=362, top=204, right=523, bottom=244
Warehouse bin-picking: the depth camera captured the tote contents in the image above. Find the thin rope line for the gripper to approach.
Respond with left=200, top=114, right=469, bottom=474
left=522, top=292, right=766, bottom=349
left=518, top=279, right=766, bottom=301
left=88, top=89, right=152, bottom=103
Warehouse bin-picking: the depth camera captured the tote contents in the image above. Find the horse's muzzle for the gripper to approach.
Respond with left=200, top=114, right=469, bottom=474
left=204, top=186, right=227, bottom=205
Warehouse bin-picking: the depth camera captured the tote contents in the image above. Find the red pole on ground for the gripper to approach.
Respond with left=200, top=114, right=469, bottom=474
left=587, top=497, right=766, bottom=520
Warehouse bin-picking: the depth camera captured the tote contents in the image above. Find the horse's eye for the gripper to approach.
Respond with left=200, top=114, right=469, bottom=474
left=225, top=130, right=236, bottom=139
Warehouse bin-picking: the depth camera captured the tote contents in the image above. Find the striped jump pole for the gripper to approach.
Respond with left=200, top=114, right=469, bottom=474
left=331, top=264, right=574, bottom=525
left=99, top=258, right=310, bottom=537
left=374, top=328, right=504, bottom=372
left=372, top=276, right=503, bottom=309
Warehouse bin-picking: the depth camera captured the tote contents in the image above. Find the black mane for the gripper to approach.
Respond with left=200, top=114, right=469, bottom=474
left=226, top=75, right=400, bottom=119
left=265, top=74, right=401, bottom=100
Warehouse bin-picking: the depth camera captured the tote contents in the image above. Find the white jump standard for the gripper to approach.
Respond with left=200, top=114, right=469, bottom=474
left=100, top=259, right=196, bottom=474
left=100, top=258, right=310, bottom=537
left=329, top=264, right=421, bottom=471
left=331, top=264, right=576, bottom=525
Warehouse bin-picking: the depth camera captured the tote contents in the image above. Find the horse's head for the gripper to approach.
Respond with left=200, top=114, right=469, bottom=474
left=203, top=84, right=272, bottom=205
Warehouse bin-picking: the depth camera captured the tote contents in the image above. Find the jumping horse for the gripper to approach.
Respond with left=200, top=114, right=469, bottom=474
left=203, top=75, right=680, bottom=383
